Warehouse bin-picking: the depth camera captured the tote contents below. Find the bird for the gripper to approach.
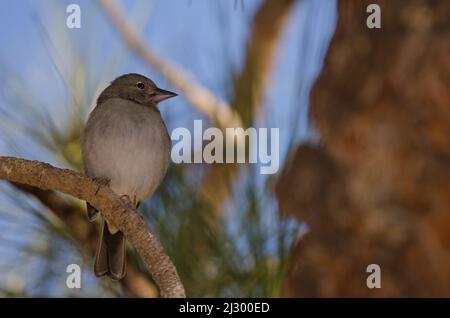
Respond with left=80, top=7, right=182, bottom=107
left=81, top=73, right=176, bottom=280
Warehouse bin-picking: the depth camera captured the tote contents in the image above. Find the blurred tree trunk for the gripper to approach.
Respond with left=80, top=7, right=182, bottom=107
left=277, top=0, right=450, bottom=297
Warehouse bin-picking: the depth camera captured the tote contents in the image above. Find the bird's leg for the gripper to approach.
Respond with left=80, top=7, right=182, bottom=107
left=93, top=177, right=110, bottom=195
left=134, top=196, right=145, bottom=220
left=120, top=195, right=145, bottom=220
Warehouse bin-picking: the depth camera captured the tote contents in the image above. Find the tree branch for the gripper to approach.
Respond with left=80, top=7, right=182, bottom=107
left=12, top=183, right=159, bottom=298
left=0, top=156, right=185, bottom=298
left=233, top=0, right=296, bottom=126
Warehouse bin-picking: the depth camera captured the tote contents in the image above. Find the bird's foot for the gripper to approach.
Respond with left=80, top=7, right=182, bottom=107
left=135, top=201, right=145, bottom=220
left=93, top=177, right=110, bottom=195
left=119, top=195, right=144, bottom=220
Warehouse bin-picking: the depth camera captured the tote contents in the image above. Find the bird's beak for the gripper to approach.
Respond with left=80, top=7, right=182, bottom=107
left=152, top=87, right=178, bottom=104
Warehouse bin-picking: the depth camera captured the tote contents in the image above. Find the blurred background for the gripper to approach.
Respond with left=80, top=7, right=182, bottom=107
left=0, top=0, right=449, bottom=297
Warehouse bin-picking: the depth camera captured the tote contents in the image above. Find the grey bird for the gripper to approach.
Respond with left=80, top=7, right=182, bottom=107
left=81, top=73, right=176, bottom=280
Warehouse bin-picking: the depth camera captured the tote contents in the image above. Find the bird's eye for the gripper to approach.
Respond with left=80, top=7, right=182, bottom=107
left=136, top=82, right=145, bottom=90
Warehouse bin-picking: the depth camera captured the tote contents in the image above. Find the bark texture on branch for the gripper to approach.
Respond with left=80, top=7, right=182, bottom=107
left=0, top=156, right=185, bottom=298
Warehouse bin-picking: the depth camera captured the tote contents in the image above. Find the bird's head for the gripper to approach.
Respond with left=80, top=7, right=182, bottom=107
left=98, top=73, right=177, bottom=107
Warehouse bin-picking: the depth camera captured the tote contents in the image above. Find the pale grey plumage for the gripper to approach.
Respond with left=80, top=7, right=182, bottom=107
left=82, top=98, right=171, bottom=203
left=81, top=73, right=175, bottom=280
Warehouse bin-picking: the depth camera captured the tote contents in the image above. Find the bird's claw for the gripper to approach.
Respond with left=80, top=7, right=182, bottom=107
left=93, top=177, right=110, bottom=195
left=119, top=195, right=144, bottom=220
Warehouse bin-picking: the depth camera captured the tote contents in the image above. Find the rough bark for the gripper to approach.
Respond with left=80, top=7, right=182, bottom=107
left=0, top=156, right=185, bottom=298
left=278, top=0, right=450, bottom=297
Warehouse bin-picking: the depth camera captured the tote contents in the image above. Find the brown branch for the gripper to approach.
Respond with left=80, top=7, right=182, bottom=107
left=0, top=156, right=185, bottom=298
left=97, top=0, right=242, bottom=129
left=233, top=0, right=296, bottom=126
left=13, top=183, right=159, bottom=298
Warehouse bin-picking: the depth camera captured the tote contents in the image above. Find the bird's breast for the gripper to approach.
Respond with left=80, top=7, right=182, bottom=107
left=82, top=99, right=171, bottom=202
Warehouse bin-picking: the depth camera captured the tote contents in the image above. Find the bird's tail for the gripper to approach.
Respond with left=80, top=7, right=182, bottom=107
left=94, top=218, right=126, bottom=280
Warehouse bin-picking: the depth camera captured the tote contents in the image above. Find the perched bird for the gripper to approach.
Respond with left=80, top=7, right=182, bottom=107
left=81, top=73, right=176, bottom=280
